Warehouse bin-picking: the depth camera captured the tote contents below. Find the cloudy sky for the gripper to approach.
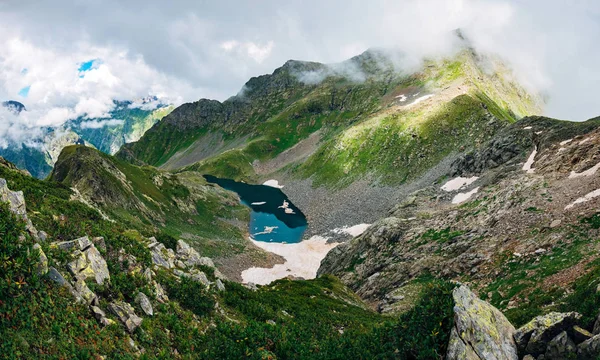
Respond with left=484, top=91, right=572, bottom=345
left=1, top=0, right=599, bottom=145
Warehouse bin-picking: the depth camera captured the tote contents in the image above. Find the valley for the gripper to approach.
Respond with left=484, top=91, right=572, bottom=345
left=5, top=33, right=600, bottom=359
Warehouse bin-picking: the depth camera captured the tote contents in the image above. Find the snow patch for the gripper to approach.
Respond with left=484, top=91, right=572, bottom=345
left=253, top=226, right=278, bottom=236
left=241, top=236, right=339, bottom=285
left=522, top=147, right=537, bottom=174
left=452, top=187, right=479, bottom=204
left=332, top=223, right=370, bottom=237
left=263, top=179, right=284, bottom=188
left=565, top=188, right=600, bottom=210
left=251, top=201, right=267, bottom=205
left=535, top=131, right=543, bottom=135
left=441, top=176, right=479, bottom=192
left=580, top=138, right=593, bottom=145
left=569, top=162, right=600, bottom=179
left=523, top=126, right=532, bottom=130
left=560, top=139, right=573, bottom=146
left=395, top=94, right=407, bottom=102
left=278, top=200, right=295, bottom=214
left=406, top=94, right=434, bottom=107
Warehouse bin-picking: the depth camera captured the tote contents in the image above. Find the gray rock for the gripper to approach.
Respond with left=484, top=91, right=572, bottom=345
left=47, top=267, right=69, bottom=287
left=91, top=305, right=106, bottom=321
left=0, top=178, right=27, bottom=217
left=593, top=312, right=600, bottom=335
left=108, top=301, right=143, bottom=333
left=215, top=279, right=225, bottom=292
left=72, top=279, right=97, bottom=305
left=135, top=292, right=153, bottom=316
left=52, top=236, right=92, bottom=252
left=37, top=231, right=48, bottom=242
left=522, top=355, right=535, bottom=360
left=544, top=331, right=576, bottom=359
left=572, top=325, right=593, bottom=344
left=577, top=333, right=600, bottom=359
left=550, top=219, right=562, bottom=228
left=514, top=312, right=582, bottom=355
left=143, top=268, right=154, bottom=281
left=153, top=281, right=169, bottom=303
left=82, top=245, right=110, bottom=285
left=32, top=243, right=48, bottom=276
left=446, top=285, right=518, bottom=360
left=266, top=320, right=276, bottom=326
left=150, top=243, right=175, bottom=269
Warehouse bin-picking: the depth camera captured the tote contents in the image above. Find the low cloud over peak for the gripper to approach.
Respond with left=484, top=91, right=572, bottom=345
left=0, top=0, right=599, bottom=146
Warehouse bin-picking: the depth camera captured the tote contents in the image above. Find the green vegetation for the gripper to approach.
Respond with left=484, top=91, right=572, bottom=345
left=299, top=93, right=509, bottom=187
left=482, top=215, right=600, bottom=327
left=49, top=145, right=250, bottom=260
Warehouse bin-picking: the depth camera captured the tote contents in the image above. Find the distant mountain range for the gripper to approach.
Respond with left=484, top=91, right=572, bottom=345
left=0, top=99, right=173, bottom=178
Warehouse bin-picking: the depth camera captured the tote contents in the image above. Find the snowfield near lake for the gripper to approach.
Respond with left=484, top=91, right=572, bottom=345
left=263, top=179, right=284, bottom=188
left=241, top=236, right=339, bottom=285
left=332, top=223, right=370, bottom=237
left=452, top=187, right=479, bottom=204
left=441, top=176, right=479, bottom=192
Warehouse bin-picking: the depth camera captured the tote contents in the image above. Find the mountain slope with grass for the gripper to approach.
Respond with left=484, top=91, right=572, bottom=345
left=119, top=42, right=542, bottom=237
left=0, top=155, right=458, bottom=359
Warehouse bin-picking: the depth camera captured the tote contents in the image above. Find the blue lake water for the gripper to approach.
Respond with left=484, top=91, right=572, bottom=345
left=204, top=175, right=307, bottom=243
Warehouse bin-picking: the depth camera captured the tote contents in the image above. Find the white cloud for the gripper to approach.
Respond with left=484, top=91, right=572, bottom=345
left=0, top=0, right=598, bottom=150
left=220, top=40, right=275, bottom=63
left=78, top=119, right=124, bottom=129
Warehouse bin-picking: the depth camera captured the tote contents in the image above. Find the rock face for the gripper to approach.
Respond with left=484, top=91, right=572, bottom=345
left=446, top=285, right=518, bottom=360
left=514, top=312, right=582, bottom=355
left=108, top=301, right=143, bottom=333
left=135, top=292, right=153, bottom=316
left=544, top=331, right=576, bottom=359
left=56, top=236, right=109, bottom=285
left=578, top=333, right=600, bottom=359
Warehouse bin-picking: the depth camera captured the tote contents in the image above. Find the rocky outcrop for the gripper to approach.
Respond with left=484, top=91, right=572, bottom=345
left=135, top=292, right=153, bottom=316
left=108, top=301, right=143, bottom=333
left=446, top=285, right=518, bottom=360
left=514, top=312, right=582, bottom=355
left=54, top=236, right=110, bottom=285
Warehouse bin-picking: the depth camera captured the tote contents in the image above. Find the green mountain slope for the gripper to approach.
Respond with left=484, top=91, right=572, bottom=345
left=0, top=155, right=457, bottom=359
left=119, top=48, right=540, bottom=188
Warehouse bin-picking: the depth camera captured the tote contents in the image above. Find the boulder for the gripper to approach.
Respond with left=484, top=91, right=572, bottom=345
left=593, top=312, right=600, bottom=335
left=514, top=312, right=582, bottom=355
left=153, top=281, right=169, bottom=303
left=32, top=244, right=48, bottom=276
left=47, top=267, right=70, bottom=287
left=544, top=331, right=576, bottom=359
left=176, top=239, right=215, bottom=268
left=67, top=250, right=88, bottom=277
left=215, top=279, right=226, bottom=292
left=82, top=245, right=110, bottom=285
left=0, top=178, right=27, bottom=217
left=135, top=292, right=153, bottom=316
left=150, top=243, right=175, bottom=269
left=572, top=325, right=593, bottom=343
left=446, top=285, right=518, bottom=360
left=577, top=333, right=600, bottom=359
left=108, top=301, right=143, bottom=333
left=52, top=236, right=92, bottom=252
left=72, top=279, right=97, bottom=305
left=37, top=231, right=48, bottom=242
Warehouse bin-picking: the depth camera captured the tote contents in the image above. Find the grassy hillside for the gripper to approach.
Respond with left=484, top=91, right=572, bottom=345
left=49, top=145, right=250, bottom=261
left=0, top=156, right=458, bottom=359
left=120, top=48, right=541, bottom=189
